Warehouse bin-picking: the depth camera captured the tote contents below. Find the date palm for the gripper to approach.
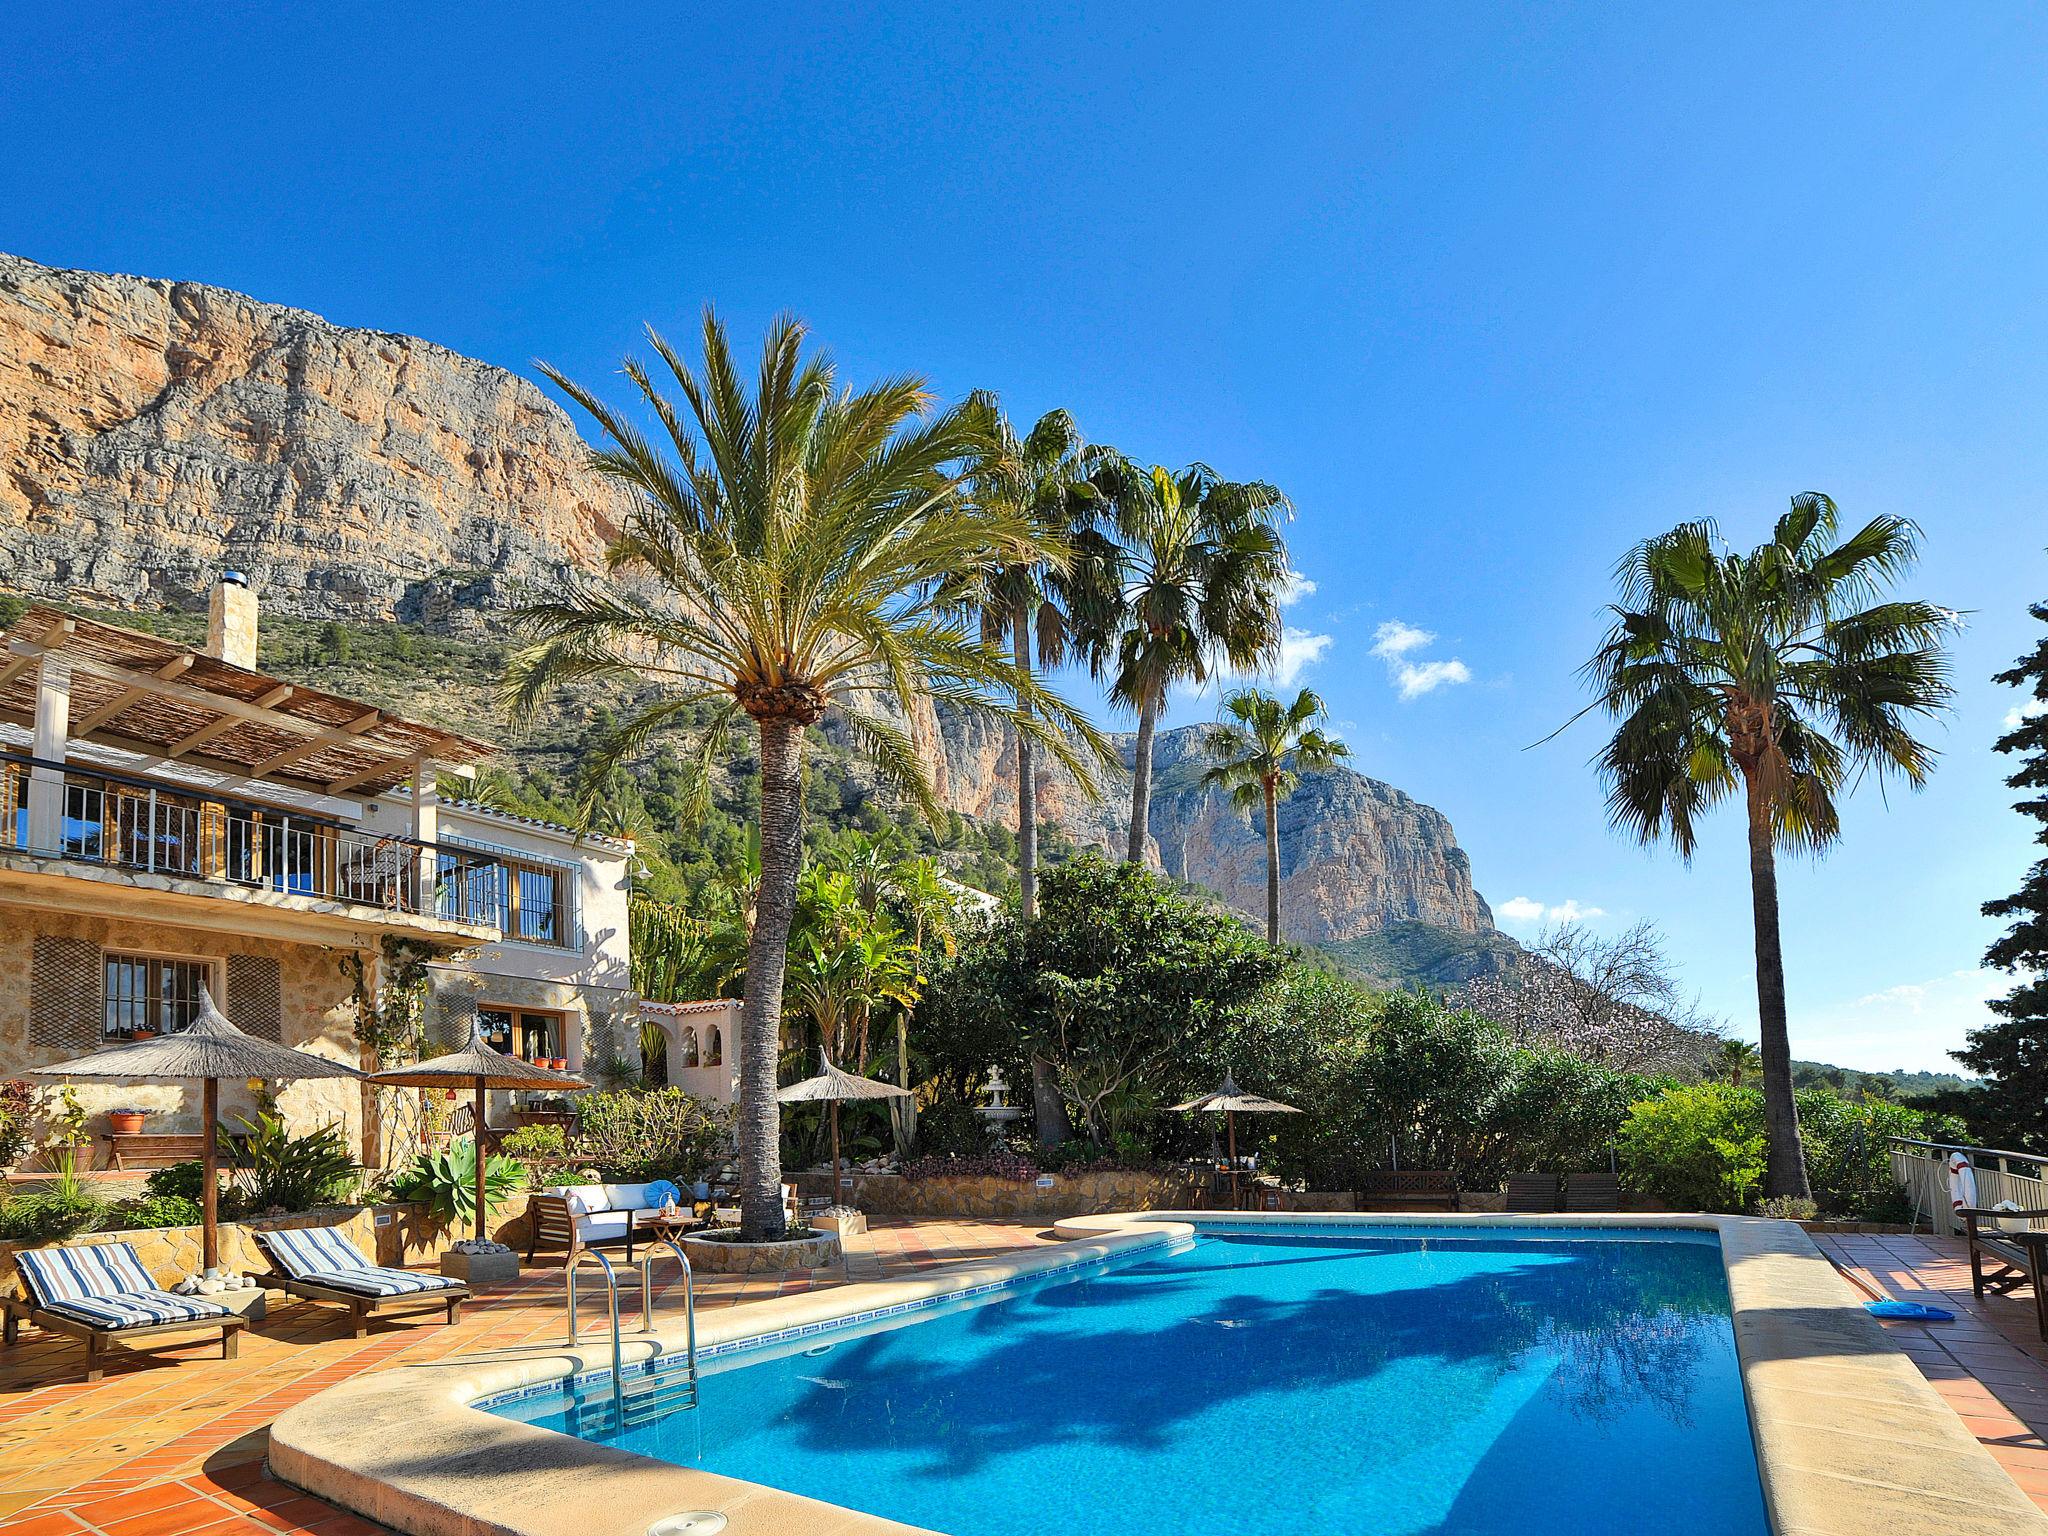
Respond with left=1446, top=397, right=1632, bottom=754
left=1200, top=687, right=1349, bottom=943
left=1583, top=495, right=1954, bottom=1199
left=1078, top=461, right=1290, bottom=863
left=951, top=396, right=1107, bottom=919
left=508, top=311, right=1108, bottom=1240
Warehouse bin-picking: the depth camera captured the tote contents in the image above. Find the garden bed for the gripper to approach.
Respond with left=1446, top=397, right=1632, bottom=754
left=681, top=1227, right=841, bottom=1272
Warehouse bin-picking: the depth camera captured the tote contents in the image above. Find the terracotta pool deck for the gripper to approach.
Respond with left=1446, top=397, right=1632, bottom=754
left=0, top=1218, right=1058, bottom=1536
left=0, top=1222, right=2041, bottom=1535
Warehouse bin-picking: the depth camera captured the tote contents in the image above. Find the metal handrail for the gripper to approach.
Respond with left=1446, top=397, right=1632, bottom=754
left=565, top=1249, right=626, bottom=1423
left=1889, top=1135, right=2048, bottom=1174
left=637, top=1235, right=700, bottom=1394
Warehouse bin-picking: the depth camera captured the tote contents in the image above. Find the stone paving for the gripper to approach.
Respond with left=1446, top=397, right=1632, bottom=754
left=1815, top=1231, right=2048, bottom=1511
left=0, top=1218, right=1058, bottom=1535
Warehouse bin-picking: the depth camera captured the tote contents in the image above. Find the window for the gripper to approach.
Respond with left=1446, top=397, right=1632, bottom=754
left=515, top=865, right=562, bottom=944
left=103, top=953, right=211, bottom=1040
left=480, top=1007, right=562, bottom=1063
left=434, top=845, right=573, bottom=947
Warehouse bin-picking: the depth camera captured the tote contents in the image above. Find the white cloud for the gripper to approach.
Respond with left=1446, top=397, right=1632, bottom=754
left=2004, top=698, right=2047, bottom=732
left=1496, top=895, right=1605, bottom=930
left=1370, top=620, right=1472, bottom=700
left=1792, top=967, right=2006, bottom=1075
left=1277, top=569, right=1317, bottom=606
left=1182, top=624, right=1335, bottom=698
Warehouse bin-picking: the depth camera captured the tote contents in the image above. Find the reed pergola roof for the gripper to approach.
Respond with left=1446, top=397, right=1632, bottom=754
left=0, top=607, right=495, bottom=797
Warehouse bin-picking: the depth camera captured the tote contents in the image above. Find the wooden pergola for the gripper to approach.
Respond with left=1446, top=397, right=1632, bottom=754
left=0, top=607, right=494, bottom=799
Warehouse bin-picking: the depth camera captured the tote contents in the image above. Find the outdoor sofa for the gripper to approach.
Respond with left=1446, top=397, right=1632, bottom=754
left=249, top=1226, right=467, bottom=1338
left=3, top=1241, right=245, bottom=1381
left=526, top=1180, right=685, bottom=1264
left=1961, top=1205, right=2048, bottom=1340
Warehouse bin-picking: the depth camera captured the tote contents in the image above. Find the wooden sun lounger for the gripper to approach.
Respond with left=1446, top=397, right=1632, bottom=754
left=1564, top=1172, right=1623, bottom=1212
left=2, top=1294, right=244, bottom=1383
left=1962, top=1206, right=2048, bottom=1340
left=243, top=1269, right=466, bottom=1339
left=1506, top=1173, right=1561, bottom=1212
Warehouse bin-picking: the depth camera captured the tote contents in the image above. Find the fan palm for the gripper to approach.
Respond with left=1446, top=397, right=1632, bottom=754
left=508, top=311, right=1109, bottom=1239
left=1200, top=687, right=1350, bottom=943
left=1583, top=494, right=1954, bottom=1198
left=1076, top=461, right=1290, bottom=862
left=1717, top=1037, right=1761, bottom=1088
left=950, top=396, right=1109, bottom=917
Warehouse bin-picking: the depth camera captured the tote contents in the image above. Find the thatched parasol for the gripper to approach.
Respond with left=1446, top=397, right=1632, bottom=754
left=1172, top=1073, right=1301, bottom=1207
left=778, top=1051, right=911, bottom=1207
left=28, top=986, right=365, bottom=1271
left=369, top=1024, right=588, bottom=1244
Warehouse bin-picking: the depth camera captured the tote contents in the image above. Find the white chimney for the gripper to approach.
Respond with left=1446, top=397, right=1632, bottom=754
left=206, top=571, right=258, bottom=669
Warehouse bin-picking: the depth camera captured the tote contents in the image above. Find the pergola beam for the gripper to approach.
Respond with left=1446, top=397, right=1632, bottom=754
left=0, top=616, right=72, bottom=693
left=73, top=654, right=197, bottom=735
left=169, top=683, right=292, bottom=758
left=250, top=708, right=382, bottom=777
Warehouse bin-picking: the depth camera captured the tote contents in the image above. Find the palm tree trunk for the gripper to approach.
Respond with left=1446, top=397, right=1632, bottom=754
left=1012, top=603, right=1037, bottom=920
left=1263, top=778, right=1281, bottom=945
left=738, top=714, right=802, bottom=1239
left=1744, top=771, right=1811, bottom=1201
left=1031, top=1056, right=1071, bottom=1147
left=1126, top=696, right=1158, bottom=863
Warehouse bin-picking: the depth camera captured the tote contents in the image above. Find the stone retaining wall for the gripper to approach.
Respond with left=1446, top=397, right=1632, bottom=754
left=808, top=1168, right=1205, bottom=1220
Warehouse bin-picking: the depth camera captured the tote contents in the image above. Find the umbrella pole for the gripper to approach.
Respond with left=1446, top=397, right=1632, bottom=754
left=1227, top=1109, right=1239, bottom=1210
left=473, top=1078, right=487, bottom=1245
left=202, top=1078, right=220, bottom=1273
left=830, top=1100, right=843, bottom=1215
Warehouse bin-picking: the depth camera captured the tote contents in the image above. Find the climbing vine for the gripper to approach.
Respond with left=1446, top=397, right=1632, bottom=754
left=344, top=936, right=458, bottom=1066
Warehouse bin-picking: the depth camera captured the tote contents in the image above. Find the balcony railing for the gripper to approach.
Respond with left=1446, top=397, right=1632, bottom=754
left=1, top=753, right=493, bottom=923
left=1889, top=1135, right=2048, bottom=1235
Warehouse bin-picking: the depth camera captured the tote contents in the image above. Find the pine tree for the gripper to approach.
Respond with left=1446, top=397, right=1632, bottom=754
left=1959, top=598, right=2048, bottom=1153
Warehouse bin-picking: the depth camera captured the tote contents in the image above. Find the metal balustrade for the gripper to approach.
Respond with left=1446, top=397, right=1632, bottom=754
left=1, top=752, right=486, bottom=921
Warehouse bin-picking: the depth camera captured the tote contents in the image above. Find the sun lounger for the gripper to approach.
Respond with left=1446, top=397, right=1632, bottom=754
left=1564, top=1172, right=1623, bottom=1212
left=3, top=1241, right=244, bottom=1381
left=1506, top=1173, right=1562, bottom=1212
left=1962, top=1206, right=2048, bottom=1340
left=250, top=1226, right=466, bottom=1338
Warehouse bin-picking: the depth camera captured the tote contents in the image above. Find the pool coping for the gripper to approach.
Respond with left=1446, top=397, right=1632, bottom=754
left=268, top=1211, right=2048, bottom=1536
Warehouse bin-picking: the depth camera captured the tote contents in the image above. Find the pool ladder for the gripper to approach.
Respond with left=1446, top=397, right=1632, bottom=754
left=565, top=1239, right=700, bottom=1432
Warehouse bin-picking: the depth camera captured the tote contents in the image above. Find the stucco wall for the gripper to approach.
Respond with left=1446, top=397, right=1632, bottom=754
left=0, top=911, right=366, bottom=1160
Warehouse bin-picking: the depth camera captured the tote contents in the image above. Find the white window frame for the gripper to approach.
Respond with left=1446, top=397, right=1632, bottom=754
left=101, top=948, right=219, bottom=1041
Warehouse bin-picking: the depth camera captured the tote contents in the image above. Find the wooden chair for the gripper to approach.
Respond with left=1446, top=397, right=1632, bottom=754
left=249, top=1227, right=466, bottom=1339
left=1356, top=1170, right=1460, bottom=1211
left=1505, top=1173, right=1562, bottom=1213
left=1564, top=1172, right=1623, bottom=1212
left=4, top=1241, right=245, bottom=1382
left=1962, top=1207, right=2048, bottom=1340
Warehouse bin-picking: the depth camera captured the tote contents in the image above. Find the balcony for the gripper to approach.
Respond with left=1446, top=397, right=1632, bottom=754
left=0, top=753, right=501, bottom=947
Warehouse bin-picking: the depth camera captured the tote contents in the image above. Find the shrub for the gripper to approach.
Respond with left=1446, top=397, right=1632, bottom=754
left=1796, top=1090, right=1959, bottom=1222
left=112, top=1194, right=205, bottom=1230
left=230, top=1114, right=360, bottom=1212
left=146, top=1161, right=206, bottom=1202
left=900, top=1149, right=1041, bottom=1182
left=0, top=1160, right=107, bottom=1243
left=0, top=1080, right=35, bottom=1169
left=1615, top=1082, right=1765, bottom=1212
left=1758, top=1195, right=1819, bottom=1222
left=388, top=1139, right=527, bottom=1224
left=573, top=1088, right=730, bottom=1184
left=909, top=1099, right=989, bottom=1157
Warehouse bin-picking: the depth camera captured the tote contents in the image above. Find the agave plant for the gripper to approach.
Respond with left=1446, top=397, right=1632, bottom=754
left=390, top=1138, right=526, bottom=1225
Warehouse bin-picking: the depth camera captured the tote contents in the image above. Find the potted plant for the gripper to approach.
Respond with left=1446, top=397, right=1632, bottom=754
left=108, top=1107, right=148, bottom=1135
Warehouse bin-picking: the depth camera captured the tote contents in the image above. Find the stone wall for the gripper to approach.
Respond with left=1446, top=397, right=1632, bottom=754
left=809, top=1168, right=1205, bottom=1220
left=0, top=911, right=366, bottom=1161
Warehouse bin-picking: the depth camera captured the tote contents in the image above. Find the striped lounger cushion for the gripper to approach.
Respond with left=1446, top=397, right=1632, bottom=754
left=258, top=1226, right=461, bottom=1297
left=15, top=1243, right=230, bottom=1331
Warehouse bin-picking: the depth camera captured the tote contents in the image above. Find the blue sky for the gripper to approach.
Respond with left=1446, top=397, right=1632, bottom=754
left=6, top=4, right=2044, bottom=1071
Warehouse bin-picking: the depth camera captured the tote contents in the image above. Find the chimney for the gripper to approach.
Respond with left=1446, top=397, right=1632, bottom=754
left=206, top=571, right=258, bottom=669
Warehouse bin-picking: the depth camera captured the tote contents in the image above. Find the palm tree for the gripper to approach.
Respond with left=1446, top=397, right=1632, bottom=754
left=508, top=312, right=1108, bottom=1240
left=1718, top=1037, right=1761, bottom=1088
left=1076, top=461, right=1290, bottom=863
left=951, top=397, right=1106, bottom=918
left=1199, top=687, right=1349, bottom=943
left=1583, top=495, right=1954, bottom=1199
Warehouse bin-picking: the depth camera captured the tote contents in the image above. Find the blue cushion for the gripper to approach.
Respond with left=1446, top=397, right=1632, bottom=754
left=259, top=1225, right=374, bottom=1278
left=41, top=1289, right=229, bottom=1330
left=294, top=1267, right=463, bottom=1297
left=16, top=1242, right=157, bottom=1306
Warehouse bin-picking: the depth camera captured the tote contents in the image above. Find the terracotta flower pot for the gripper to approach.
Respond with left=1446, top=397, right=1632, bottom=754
left=109, top=1111, right=146, bottom=1135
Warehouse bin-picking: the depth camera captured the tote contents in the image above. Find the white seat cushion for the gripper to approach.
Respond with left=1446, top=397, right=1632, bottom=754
left=575, top=1211, right=632, bottom=1243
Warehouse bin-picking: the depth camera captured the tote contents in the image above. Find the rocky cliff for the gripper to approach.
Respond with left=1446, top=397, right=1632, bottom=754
left=0, top=251, right=631, bottom=623
left=924, top=703, right=1494, bottom=944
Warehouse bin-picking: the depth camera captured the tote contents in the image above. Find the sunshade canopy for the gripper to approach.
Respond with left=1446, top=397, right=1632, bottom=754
left=778, top=1051, right=914, bottom=1105
left=367, top=1024, right=590, bottom=1091
left=26, top=986, right=365, bottom=1085
left=1171, top=1074, right=1300, bottom=1116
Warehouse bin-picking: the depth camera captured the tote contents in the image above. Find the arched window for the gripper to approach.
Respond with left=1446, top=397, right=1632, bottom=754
left=675, top=1027, right=699, bottom=1068
left=704, top=1025, right=722, bottom=1066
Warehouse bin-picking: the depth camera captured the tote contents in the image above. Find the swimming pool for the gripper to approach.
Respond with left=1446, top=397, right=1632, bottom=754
left=485, top=1224, right=1768, bottom=1536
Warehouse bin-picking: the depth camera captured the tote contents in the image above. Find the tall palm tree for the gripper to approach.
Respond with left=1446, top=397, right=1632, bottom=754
left=1200, top=686, right=1350, bottom=943
left=1076, top=461, right=1290, bottom=863
left=508, top=312, right=1108, bottom=1239
left=951, top=397, right=1106, bottom=918
left=1717, top=1037, right=1761, bottom=1088
left=1583, top=495, right=1954, bottom=1199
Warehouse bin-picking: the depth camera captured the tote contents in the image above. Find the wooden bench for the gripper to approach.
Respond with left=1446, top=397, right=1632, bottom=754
left=1962, top=1207, right=2048, bottom=1340
left=1357, top=1169, right=1459, bottom=1211
left=101, top=1133, right=207, bottom=1170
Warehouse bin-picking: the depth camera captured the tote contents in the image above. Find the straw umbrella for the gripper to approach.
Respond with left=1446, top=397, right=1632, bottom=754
left=368, top=1023, right=588, bottom=1245
left=27, top=986, right=365, bottom=1273
left=1171, top=1073, right=1301, bottom=1208
left=778, top=1050, right=912, bottom=1207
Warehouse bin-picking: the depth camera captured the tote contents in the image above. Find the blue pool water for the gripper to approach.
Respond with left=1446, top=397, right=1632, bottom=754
left=491, top=1226, right=1768, bottom=1536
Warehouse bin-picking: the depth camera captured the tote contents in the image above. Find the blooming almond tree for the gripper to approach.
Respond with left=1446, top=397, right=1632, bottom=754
left=508, top=312, right=1108, bottom=1240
